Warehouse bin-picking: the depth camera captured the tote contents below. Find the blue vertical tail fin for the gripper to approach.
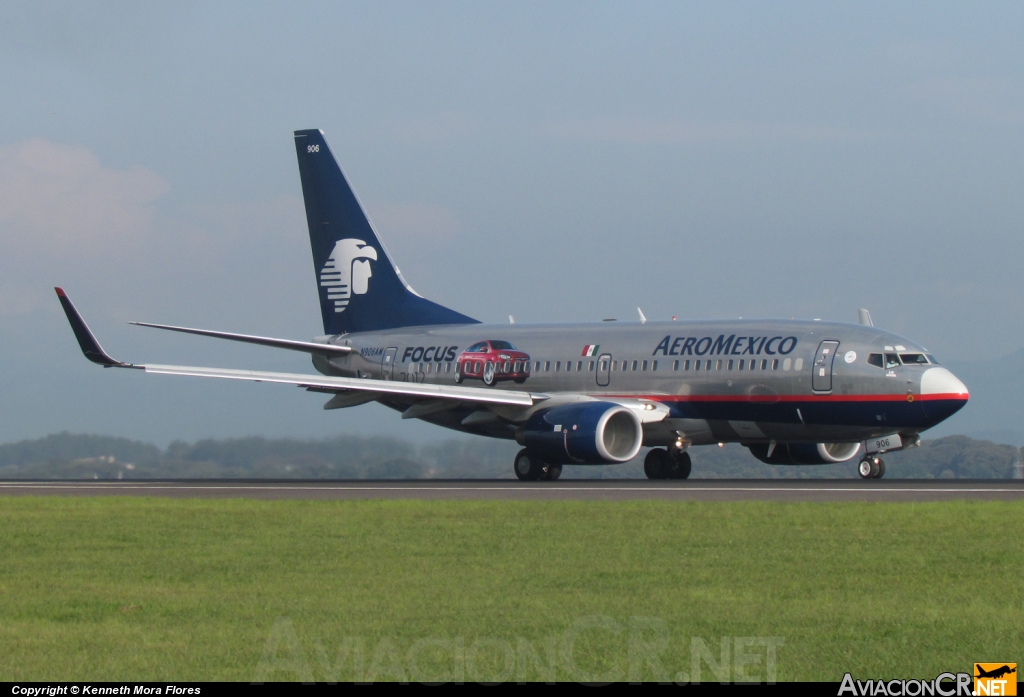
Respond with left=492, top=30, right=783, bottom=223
left=294, top=129, right=478, bottom=335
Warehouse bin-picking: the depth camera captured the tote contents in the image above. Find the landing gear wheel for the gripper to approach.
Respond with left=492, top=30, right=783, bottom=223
left=541, top=464, right=562, bottom=481
left=483, top=361, right=497, bottom=386
left=644, top=448, right=670, bottom=480
left=858, top=458, right=873, bottom=479
left=514, top=449, right=544, bottom=481
left=454, top=362, right=463, bottom=384
left=872, top=458, right=885, bottom=479
left=667, top=451, right=692, bottom=480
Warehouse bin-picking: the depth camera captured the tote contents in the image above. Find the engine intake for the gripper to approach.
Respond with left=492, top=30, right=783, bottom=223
left=748, top=442, right=862, bottom=465
left=520, top=402, right=643, bottom=464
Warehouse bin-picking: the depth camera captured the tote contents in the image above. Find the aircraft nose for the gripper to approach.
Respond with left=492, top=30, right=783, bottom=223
left=919, top=367, right=969, bottom=426
left=920, top=367, right=969, bottom=398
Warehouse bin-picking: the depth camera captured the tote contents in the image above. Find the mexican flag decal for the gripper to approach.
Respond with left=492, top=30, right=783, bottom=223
left=582, top=344, right=600, bottom=357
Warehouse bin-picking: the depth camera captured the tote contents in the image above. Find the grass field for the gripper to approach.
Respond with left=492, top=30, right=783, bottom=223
left=0, top=497, right=1021, bottom=682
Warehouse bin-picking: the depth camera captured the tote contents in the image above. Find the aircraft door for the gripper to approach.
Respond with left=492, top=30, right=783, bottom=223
left=812, top=340, right=839, bottom=392
left=382, top=347, right=398, bottom=380
left=597, top=353, right=612, bottom=387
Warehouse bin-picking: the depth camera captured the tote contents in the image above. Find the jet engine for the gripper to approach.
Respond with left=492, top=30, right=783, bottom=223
left=748, top=442, right=862, bottom=465
left=519, top=402, right=643, bottom=464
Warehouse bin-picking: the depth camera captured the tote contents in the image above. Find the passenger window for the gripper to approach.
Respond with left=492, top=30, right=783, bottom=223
left=868, top=354, right=883, bottom=368
left=715, top=360, right=722, bottom=370
left=632, top=360, right=638, bottom=371
left=885, top=354, right=901, bottom=369
left=900, top=353, right=928, bottom=365
left=772, top=359, right=778, bottom=370
left=705, top=360, right=712, bottom=371
left=673, top=360, right=679, bottom=371
left=761, top=359, right=768, bottom=370
left=425, top=363, right=431, bottom=373
left=684, top=360, right=690, bottom=370
left=783, top=358, right=791, bottom=371
left=727, top=359, right=734, bottom=370
left=641, top=360, right=648, bottom=371
left=544, top=361, right=550, bottom=372
left=589, top=361, right=595, bottom=371
left=794, top=357, right=803, bottom=371
left=556, top=361, right=561, bottom=371
left=566, top=361, right=572, bottom=372
left=652, top=360, right=658, bottom=371
left=577, top=361, right=583, bottom=371
left=694, top=360, right=701, bottom=371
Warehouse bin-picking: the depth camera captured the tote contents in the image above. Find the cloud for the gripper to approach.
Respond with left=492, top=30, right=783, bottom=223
left=0, top=139, right=169, bottom=256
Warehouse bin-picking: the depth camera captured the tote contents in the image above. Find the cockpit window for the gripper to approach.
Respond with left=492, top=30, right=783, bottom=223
left=900, top=353, right=928, bottom=365
left=884, top=353, right=901, bottom=369
left=489, top=340, right=517, bottom=350
left=927, top=355, right=939, bottom=365
left=867, top=353, right=884, bottom=368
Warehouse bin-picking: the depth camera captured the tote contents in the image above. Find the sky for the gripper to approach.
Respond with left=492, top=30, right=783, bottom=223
left=1, top=1, right=1022, bottom=445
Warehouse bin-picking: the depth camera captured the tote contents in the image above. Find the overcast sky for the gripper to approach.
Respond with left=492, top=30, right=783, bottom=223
left=1, top=2, right=1022, bottom=445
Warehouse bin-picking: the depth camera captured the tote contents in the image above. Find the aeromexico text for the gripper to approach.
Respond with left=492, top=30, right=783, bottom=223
left=652, top=335, right=798, bottom=357
left=359, top=336, right=800, bottom=362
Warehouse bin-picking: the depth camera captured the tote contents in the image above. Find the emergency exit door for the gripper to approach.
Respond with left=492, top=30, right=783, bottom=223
left=596, top=354, right=612, bottom=387
left=812, top=340, right=839, bottom=392
left=382, top=347, right=397, bottom=380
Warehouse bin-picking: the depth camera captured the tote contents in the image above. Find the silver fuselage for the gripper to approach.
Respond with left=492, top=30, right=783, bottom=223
left=311, top=319, right=968, bottom=447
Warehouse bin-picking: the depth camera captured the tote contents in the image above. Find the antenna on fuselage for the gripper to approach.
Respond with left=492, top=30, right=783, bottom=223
left=637, top=308, right=647, bottom=324
left=858, top=308, right=874, bottom=327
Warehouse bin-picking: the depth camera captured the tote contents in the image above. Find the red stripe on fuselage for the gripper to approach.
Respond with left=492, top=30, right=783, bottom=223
left=593, top=393, right=968, bottom=403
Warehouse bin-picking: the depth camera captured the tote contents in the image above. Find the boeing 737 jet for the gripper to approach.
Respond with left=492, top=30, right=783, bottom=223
left=56, top=129, right=970, bottom=480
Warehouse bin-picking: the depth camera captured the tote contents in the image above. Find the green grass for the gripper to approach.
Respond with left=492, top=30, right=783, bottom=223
left=0, top=498, right=1020, bottom=682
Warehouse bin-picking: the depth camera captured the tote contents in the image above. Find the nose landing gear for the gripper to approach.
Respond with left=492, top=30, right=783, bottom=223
left=858, top=456, right=885, bottom=479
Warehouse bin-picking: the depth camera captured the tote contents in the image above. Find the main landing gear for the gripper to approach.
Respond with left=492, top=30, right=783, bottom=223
left=514, top=449, right=562, bottom=481
left=644, top=448, right=692, bottom=480
left=858, top=456, right=886, bottom=479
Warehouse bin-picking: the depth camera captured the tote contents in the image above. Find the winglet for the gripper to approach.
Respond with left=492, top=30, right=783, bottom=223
left=54, top=288, right=137, bottom=368
left=858, top=308, right=874, bottom=327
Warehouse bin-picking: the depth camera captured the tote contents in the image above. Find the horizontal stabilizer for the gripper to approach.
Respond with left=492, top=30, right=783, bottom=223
left=129, top=322, right=352, bottom=357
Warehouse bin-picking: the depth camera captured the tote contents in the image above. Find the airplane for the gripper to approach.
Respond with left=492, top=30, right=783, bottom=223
left=975, top=665, right=1016, bottom=680
left=55, top=129, right=970, bottom=481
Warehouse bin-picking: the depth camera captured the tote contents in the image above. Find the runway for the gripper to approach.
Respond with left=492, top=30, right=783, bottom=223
left=1, top=479, right=1023, bottom=502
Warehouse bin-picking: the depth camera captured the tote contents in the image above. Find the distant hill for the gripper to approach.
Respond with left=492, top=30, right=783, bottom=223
left=0, top=432, right=1020, bottom=480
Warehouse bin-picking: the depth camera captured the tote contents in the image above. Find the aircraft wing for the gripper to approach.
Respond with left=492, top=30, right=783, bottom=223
left=55, top=288, right=539, bottom=409
left=140, top=364, right=536, bottom=406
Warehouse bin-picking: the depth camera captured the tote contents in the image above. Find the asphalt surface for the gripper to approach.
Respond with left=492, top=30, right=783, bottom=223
left=1, top=479, right=1023, bottom=501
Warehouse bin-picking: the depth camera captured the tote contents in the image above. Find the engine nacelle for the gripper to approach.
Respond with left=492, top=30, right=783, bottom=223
left=748, top=442, right=862, bottom=465
left=520, top=402, right=643, bottom=464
